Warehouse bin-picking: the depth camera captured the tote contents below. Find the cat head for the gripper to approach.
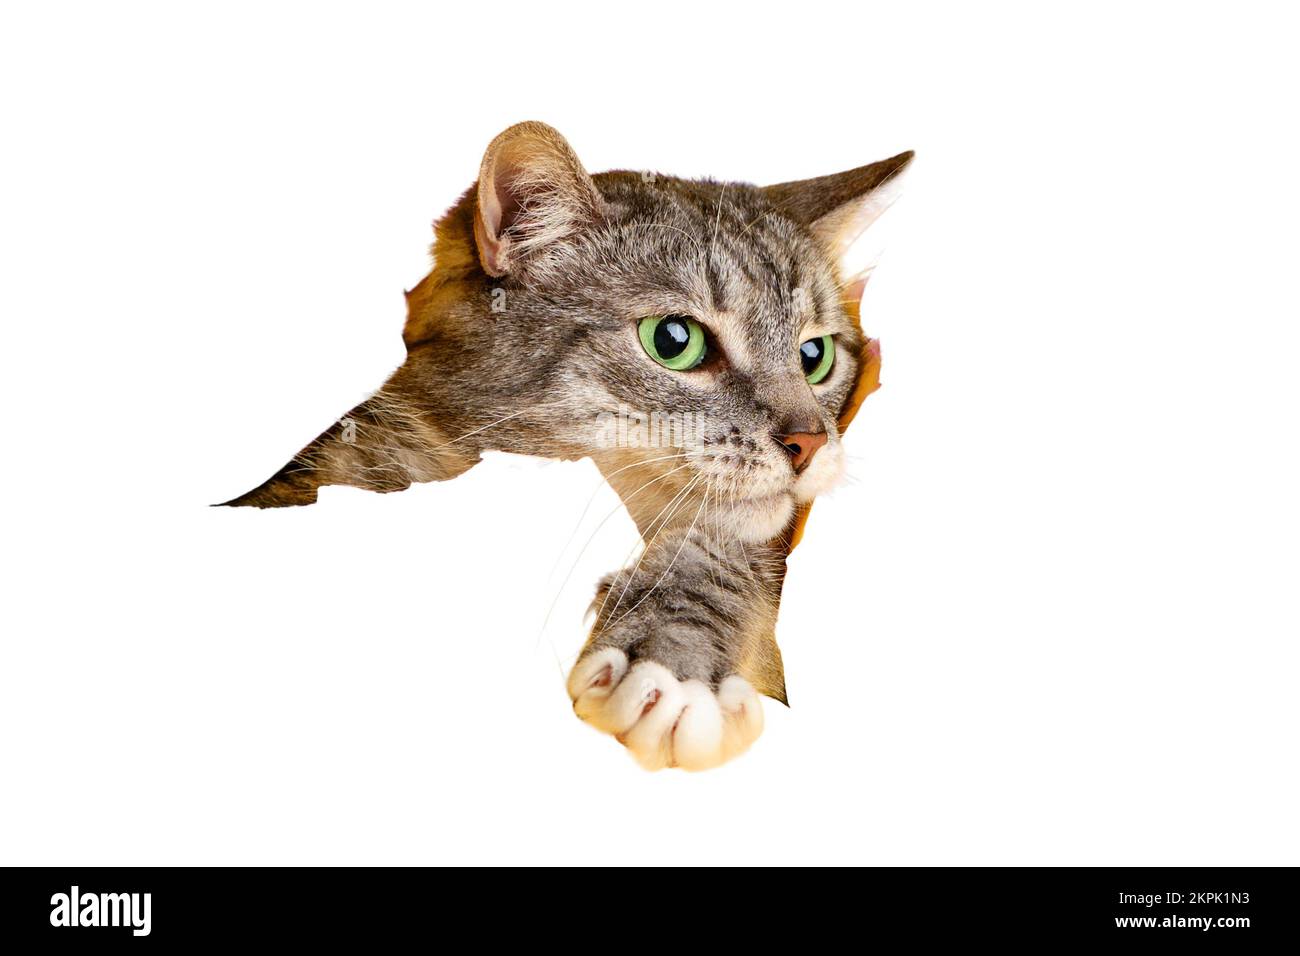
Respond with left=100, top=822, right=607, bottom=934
left=226, top=122, right=911, bottom=544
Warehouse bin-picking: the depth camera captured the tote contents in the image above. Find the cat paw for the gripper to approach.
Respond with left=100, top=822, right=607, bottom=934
left=566, top=647, right=764, bottom=771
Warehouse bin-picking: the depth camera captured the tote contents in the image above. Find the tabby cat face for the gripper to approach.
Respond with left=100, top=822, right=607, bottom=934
left=226, top=122, right=909, bottom=538
left=418, top=123, right=910, bottom=542
left=480, top=173, right=863, bottom=540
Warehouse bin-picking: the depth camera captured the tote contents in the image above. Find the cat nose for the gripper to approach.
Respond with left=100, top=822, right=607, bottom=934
left=773, top=431, right=827, bottom=474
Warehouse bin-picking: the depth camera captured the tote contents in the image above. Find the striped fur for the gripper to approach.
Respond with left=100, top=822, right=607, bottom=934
left=222, top=123, right=911, bottom=769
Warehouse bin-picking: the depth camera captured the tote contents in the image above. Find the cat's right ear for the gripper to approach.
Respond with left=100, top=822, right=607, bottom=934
left=473, top=121, right=605, bottom=281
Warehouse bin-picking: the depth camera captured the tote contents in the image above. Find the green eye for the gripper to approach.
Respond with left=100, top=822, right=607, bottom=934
left=638, top=315, right=707, bottom=371
left=800, top=335, right=835, bottom=384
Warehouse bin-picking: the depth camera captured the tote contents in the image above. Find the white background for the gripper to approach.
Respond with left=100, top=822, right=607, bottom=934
left=2, top=2, right=1297, bottom=865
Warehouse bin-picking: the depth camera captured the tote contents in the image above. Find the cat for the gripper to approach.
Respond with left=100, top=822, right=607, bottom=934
left=221, top=122, right=911, bottom=770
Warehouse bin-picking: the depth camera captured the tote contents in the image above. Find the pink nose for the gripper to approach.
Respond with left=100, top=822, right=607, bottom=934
left=774, top=431, right=827, bottom=473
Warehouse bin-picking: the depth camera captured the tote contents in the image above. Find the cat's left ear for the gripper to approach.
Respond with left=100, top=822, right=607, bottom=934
left=763, top=150, right=914, bottom=304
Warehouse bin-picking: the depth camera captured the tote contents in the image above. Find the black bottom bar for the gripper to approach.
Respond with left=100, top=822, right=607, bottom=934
left=1, top=867, right=1293, bottom=946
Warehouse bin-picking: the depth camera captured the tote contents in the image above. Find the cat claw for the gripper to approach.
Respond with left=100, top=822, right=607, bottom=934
left=567, top=648, right=764, bottom=771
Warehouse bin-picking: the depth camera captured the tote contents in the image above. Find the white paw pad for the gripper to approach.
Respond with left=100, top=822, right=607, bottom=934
left=566, top=648, right=764, bottom=771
